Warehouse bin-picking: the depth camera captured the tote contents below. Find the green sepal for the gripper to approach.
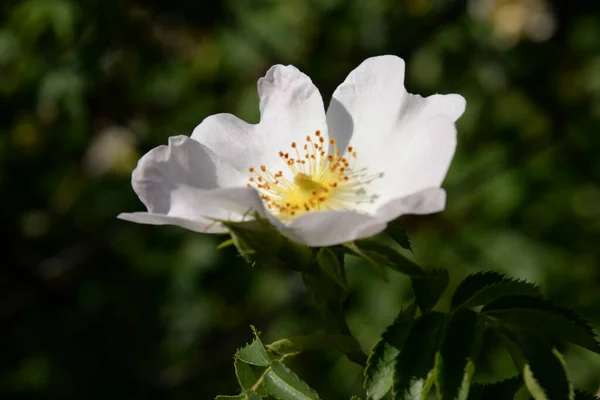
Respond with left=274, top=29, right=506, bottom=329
left=482, top=296, right=600, bottom=353
left=502, top=330, right=574, bottom=400
left=436, top=309, right=480, bottom=400
left=412, top=268, right=450, bottom=313
left=316, top=248, right=348, bottom=291
left=384, top=221, right=412, bottom=251
left=260, top=360, right=320, bottom=400
left=466, top=375, right=523, bottom=400
left=364, top=303, right=417, bottom=400
left=215, top=395, right=246, bottom=400
left=267, top=334, right=362, bottom=360
left=238, top=326, right=271, bottom=367
left=352, top=240, right=428, bottom=278
left=451, top=271, right=541, bottom=311
left=342, top=241, right=389, bottom=282
left=392, top=312, right=446, bottom=400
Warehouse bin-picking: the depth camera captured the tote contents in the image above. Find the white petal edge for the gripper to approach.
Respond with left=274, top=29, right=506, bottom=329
left=326, top=55, right=465, bottom=171
left=375, top=187, right=447, bottom=222
left=120, top=186, right=267, bottom=233
left=132, top=135, right=246, bottom=214
left=266, top=210, right=387, bottom=247
left=192, top=64, right=328, bottom=174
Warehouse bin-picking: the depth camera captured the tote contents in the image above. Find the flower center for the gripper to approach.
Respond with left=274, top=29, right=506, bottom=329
left=247, top=130, right=380, bottom=221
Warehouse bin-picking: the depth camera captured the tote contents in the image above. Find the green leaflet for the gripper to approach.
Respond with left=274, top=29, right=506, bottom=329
left=235, top=356, right=261, bottom=392
left=343, top=241, right=389, bottom=282
left=261, top=361, right=320, bottom=400
left=238, top=327, right=271, bottom=367
left=412, top=268, right=449, bottom=313
left=392, top=312, right=446, bottom=400
left=436, top=309, right=479, bottom=400
left=364, top=304, right=417, bottom=400
left=316, top=248, right=348, bottom=291
left=466, top=375, right=523, bottom=400
left=268, top=334, right=362, bottom=359
left=483, top=296, right=600, bottom=353
left=504, top=330, right=573, bottom=400
left=451, top=271, right=541, bottom=310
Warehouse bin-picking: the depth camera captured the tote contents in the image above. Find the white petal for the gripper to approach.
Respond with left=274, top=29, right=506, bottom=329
left=370, top=116, right=457, bottom=203
left=120, top=186, right=267, bottom=233
left=375, top=188, right=446, bottom=222
left=192, top=65, right=328, bottom=174
left=118, top=212, right=228, bottom=233
left=267, top=211, right=387, bottom=247
left=326, top=55, right=465, bottom=171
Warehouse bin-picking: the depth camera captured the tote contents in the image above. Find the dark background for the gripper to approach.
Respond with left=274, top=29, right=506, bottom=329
left=2, top=0, right=600, bottom=398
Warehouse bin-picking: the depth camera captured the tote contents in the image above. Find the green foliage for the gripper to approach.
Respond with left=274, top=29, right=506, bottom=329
left=262, top=361, right=320, bottom=400
left=451, top=271, right=542, bottom=311
left=412, top=269, right=450, bottom=313
left=466, top=376, right=523, bottom=400
left=316, top=248, right=348, bottom=291
left=574, top=390, right=600, bottom=400
left=267, top=334, right=362, bottom=359
left=364, top=304, right=417, bottom=400
left=504, top=331, right=573, bottom=400
left=384, top=222, right=412, bottom=252
left=237, top=327, right=271, bottom=367
left=483, top=296, right=600, bottom=353
left=436, top=309, right=479, bottom=400
left=392, top=312, right=446, bottom=400
left=351, top=240, right=428, bottom=278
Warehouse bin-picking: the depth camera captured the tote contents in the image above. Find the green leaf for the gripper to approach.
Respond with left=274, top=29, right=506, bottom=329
left=466, top=375, right=523, bottom=400
left=343, top=242, right=389, bottom=282
left=574, top=390, right=600, bottom=400
left=504, top=331, right=573, bottom=400
left=364, top=304, right=417, bottom=400
left=353, top=240, right=428, bottom=278
left=316, top=248, right=348, bottom=291
left=268, top=334, right=362, bottom=359
left=437, top=309, right=480, bottom=400
left=235, top=357, right=260, bottom=392
left=483, top=296, right=600, bottom=353
left=261, top=360, right=320, bottom=400
left=384, top=222, right=412, bottom=251
left=215, top=394, right=261, bottom=400
left=238, top=327, right=271, bottom=367
left=412, top=269, right=450, bottom=313
left=392, top=312, right=446, bottom=400
left=451, top=271, right=541, bottom=311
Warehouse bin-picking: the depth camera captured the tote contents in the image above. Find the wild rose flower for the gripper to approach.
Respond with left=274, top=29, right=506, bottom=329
left=119, top=55, right=465, bottom=247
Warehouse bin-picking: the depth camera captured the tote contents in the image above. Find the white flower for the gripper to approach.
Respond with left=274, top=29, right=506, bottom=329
left=118, top=55, right=465, bottom=247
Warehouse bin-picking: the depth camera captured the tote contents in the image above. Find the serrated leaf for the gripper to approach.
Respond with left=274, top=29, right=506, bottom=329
left=238, top=327, right=271, bottom=367
left=261, top=360, right=320, bottom=400
left=503, top=331, right=573, bottom=400
left=384, top=222, right=412, bottom=251
left=451, top=271, right=541, bottom=311
left=483, top=296, right=600, bottom=353
left=268, top=334, right=361, bottom=359
left=412, top=269, right=449, bottom=313
left=364, top=304, right=417, bottom=400
left=393, top=312, right=446, bottom=400
left=574, top=390, right=600, bottom=400
left=353, top=240, right=428, bottom=278
left=316, top=248, right=348, bottom=291
left=466, top=375, right=523, bottom=400
left=235, top=357, right=260, bottom=392
left=437, top=309, right=480, bottom=400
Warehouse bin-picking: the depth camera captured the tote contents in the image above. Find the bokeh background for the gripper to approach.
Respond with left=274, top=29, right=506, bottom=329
left=2, top=0, right=600, bottom=398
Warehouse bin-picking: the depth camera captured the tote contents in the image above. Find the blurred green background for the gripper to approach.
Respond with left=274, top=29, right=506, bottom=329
left=2, top=0, right=600, bottom=398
